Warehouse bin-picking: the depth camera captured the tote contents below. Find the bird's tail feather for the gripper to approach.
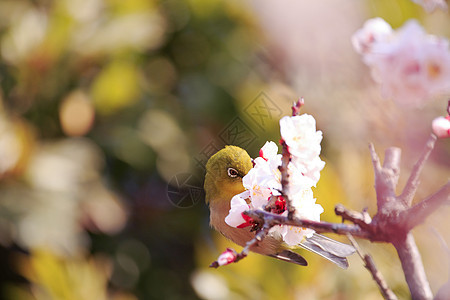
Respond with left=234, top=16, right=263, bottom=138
left=298, top=233, right=356, bottom=269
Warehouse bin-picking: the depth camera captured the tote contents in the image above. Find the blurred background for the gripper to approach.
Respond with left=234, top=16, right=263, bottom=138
left=0, top=0, right=449, bottom=299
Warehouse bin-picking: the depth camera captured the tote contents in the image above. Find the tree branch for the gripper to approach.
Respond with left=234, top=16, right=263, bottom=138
left=399, top=134, right=437, bottom=206
left=400, top=181, right=450, bottom=231
left=370, top=144, right=402, bottom=209
left=393, top=233, right=433, bottom=300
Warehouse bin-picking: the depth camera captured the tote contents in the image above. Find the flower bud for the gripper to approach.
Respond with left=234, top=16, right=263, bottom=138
left=217, top=248, right=237, bottom=266
left=432, top=116, right=450, bottom=138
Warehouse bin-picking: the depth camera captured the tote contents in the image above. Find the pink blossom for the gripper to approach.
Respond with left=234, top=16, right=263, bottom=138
left=353, top=18, right=450, bottom=107
left=432, top=116, right=450, bottom=138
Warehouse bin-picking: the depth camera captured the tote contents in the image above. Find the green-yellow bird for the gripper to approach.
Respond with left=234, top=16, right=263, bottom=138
left=204, top=145, right=355, bottom=268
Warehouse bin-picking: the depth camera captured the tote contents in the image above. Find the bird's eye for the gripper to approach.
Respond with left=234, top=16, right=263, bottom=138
left=227, top=167, right=239, bottom=178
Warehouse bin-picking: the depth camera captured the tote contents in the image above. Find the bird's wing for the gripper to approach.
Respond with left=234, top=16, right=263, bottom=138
left=269, top=250, right=308, bottom=266
left=297, top=233, right=356, bottom=269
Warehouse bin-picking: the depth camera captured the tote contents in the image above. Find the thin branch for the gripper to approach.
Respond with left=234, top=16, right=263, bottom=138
left=245, top=210, right=372, bottom=240
left=399, top=134, right=437, bottom=206
left=346, top=234, right=398, bottom=300
left=241, top=222, right=272, bottom=257
left=400, top=181, right=450, bottom=231
left=210, top=223, right=272, bottom=268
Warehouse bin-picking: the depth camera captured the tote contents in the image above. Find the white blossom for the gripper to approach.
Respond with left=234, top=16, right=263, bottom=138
left=224, top=192, right=251, bottom=228
left=280, top=114, right=325, bottom=187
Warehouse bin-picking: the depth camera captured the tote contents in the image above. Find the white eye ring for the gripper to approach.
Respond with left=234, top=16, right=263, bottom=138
left=227, top=167, right=239, bottom=178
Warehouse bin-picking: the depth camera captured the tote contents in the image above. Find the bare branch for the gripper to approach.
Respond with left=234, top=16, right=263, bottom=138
left=346, top=234, right=398, bottom=300
left=400, top=181, right=450, bottom=231
left=399, top=134, right=437, bottom=206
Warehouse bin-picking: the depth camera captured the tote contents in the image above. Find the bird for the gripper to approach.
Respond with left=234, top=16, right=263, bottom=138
left=204, top=145, right=355, bottom=268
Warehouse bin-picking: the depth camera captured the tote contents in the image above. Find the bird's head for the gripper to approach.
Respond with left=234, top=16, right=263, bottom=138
left=204, top=145, right=253, bottom=205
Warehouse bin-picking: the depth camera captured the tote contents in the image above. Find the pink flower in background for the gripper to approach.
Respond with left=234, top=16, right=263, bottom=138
left=411, top=0, right=448, bottom=12
left=352, top=17, right=393, bottom=56
left=353, top=18, right=450, bottom=107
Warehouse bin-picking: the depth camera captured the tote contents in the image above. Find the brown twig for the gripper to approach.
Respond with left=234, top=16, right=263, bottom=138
left=346, top=234, right=398, bottom=300
left=279, top=140, right=295, bottom=219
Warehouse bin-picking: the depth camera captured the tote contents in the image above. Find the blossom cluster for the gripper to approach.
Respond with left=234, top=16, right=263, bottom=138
left=225, top=114, right=325, bottom=246
left=352, top=18, right=450, bottom=107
